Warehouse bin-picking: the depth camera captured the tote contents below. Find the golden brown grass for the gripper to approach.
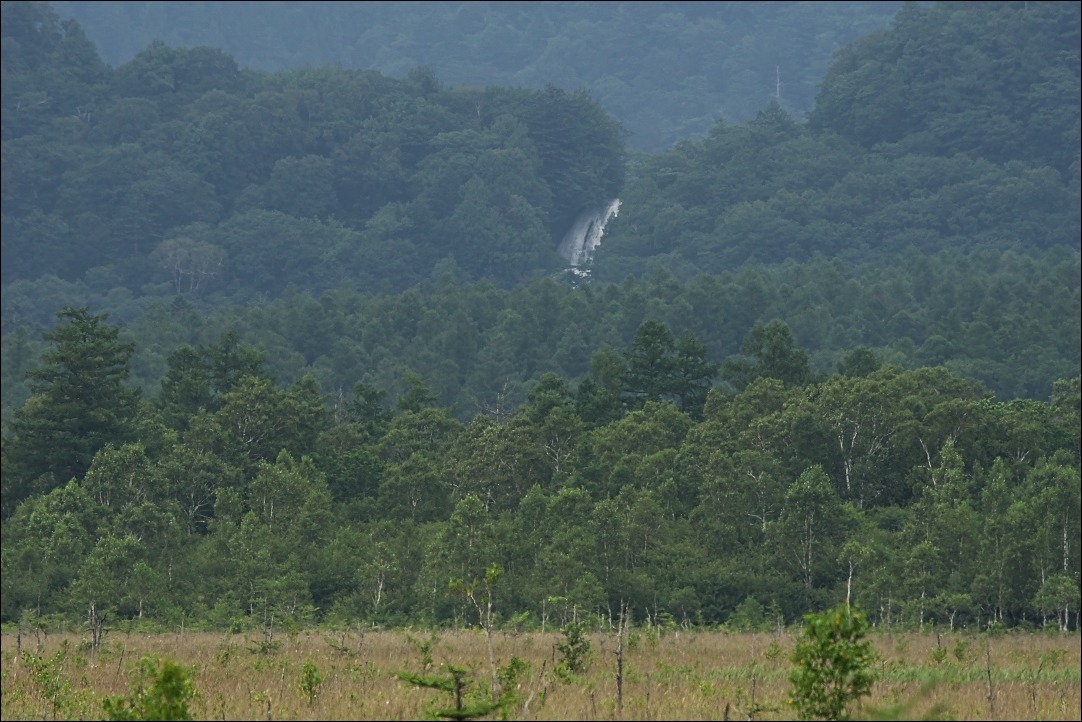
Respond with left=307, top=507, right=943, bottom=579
left=2, top=626, right=1079, bottom=720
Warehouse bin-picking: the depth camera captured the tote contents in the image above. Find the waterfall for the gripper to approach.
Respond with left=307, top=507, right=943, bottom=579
left=557, top=198, right=621, bottom=268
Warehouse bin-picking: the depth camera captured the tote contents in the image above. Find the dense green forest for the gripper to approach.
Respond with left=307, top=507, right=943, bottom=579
left=1, top=307, right=1079, bottom=632
left=50, top=0, right=906, bottom=151
left=1, top=1, right=1079, bottom=632
left=2, top=1, right=1079, bottom=413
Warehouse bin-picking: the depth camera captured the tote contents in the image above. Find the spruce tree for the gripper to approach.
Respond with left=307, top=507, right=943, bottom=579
left=3, top=308, right=139, bottom=516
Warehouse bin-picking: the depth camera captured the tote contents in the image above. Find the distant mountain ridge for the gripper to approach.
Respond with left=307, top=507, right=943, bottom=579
left=51, top=0, right=905, bottom=150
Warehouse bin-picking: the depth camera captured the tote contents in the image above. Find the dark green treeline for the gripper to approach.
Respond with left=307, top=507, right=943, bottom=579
left=2, top=307, right=1079, bottom=632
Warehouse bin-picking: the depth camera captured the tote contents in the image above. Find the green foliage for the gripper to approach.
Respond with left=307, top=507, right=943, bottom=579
left=157, top=332, right=268, bottom=428
left=810, top=1, right=1080, bottom=171
left=1, top=315, right=1078, bottom=632
left=246, top=637, right=283, bottom=656
left=728, top=596, right=770, bottom=632
left=555, top=620, right=592, bottom=679
left=929, top=646, right=948, bottom=666
left=789, top=606, right=877, bottom=721
left=21, top=641, right=82, bottom=721
left=621, top=320, right=719, bottom=417
left=4, top=307, right=140, bottom=514
left=774, top=466, right=850, bottom=591
left=102, top=656, right=197, bottom=721
left=298, top=659, right=323, bottom=704
left=3, top=1, right=1079, bottom=418
left=724, top=320, right=810, bottom=390
left=406, top=632, right=440, bottom=672
left=837, top=346, right=881, bottom=378
left=396, top=664, right=506, bottom=721
left=52, top=1, right=907, bottom=151
left=2, top=11, right=628, bottom=297
left=497, top=655, right=529, bottom=695
left=1, top=0, right=1080, bottom=642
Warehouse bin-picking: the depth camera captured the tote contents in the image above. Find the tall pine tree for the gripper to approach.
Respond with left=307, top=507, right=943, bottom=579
left=2, top=307, right=140, bottom=517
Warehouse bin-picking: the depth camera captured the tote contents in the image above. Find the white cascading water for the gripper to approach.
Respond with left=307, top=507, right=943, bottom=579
left=557, top=198, right=621, bottom=268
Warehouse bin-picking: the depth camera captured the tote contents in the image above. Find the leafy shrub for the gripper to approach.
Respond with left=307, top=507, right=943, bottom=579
left=789, top=606, right=877, bottom=721
left=555, top=621, right=591, bottom=678
left=103, top=656, right=197, bottom=721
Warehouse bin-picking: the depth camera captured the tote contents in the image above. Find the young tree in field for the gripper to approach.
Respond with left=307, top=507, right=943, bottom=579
left=3, top=307, right=139, bottom=516
left=789, top=605, right=877, bottom=721
left=103, top=656, right=197, bottom=722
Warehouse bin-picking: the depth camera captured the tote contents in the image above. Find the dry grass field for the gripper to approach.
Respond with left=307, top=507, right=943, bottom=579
left=1, top=626, right=1079, bottom=720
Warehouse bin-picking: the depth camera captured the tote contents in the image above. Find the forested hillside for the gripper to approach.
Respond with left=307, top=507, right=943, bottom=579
left=1, top=1, right=1079, bottom=633
left=598, top=1, right=1081, bottom=274
left=2, top=1, right=1078, bottom=413
left=2, top=0, right=626, bottom=300
left=50, top=0, right=905, bottom=151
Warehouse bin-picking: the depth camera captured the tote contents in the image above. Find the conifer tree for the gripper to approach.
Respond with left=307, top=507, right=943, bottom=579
left=3, top=308, right=139, bottom=516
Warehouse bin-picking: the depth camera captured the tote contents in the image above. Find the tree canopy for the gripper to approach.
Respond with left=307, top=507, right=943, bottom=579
left=0, top=1, right=1078, bottom=634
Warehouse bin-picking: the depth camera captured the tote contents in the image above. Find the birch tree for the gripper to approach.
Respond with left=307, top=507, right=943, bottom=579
left=773, top=466, right=848, bottom=591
